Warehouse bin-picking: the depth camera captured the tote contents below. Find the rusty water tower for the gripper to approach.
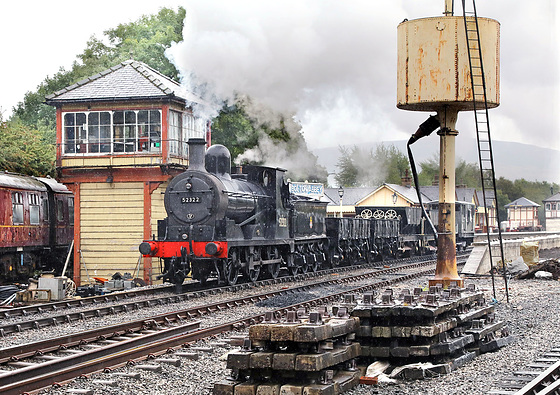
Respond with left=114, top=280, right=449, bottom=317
left=397, top=0, right=500, bottom=287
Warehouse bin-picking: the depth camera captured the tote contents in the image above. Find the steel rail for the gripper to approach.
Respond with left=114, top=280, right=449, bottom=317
left=0, top=262, right=440, bottom=395
left=0, top=254, right=457, bottom=336
left=0, top=313, right=191, bottom=364
left=0, top=284, right=175, bottom=319
left=514, top=359, right=560, bottom=395
left=0, top=320, right=201, bottom=395
left=488, top=349, right=560, bottom=395
left=0, top=255, right=396, bottom=319
left=0, top=256, right=450, bottom=363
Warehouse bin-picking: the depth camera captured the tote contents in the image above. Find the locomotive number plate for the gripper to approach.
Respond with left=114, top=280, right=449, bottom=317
left=181, top=196, right=201, bottom=203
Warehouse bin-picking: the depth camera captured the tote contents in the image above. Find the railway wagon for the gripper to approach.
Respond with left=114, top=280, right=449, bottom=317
left=326, top=217, right=372, bottom=265
left=0, top=173, right=73, bottom=283
left=356, top=205, right=435, bottom=256
left=428, top=200, right=475, bottom=249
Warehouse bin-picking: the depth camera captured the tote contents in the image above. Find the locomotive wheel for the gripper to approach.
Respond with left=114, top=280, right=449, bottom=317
left=222, top=249, right=240, bottom=286
left=285, top=253, right=299, bottom=276
left=242, top=248, right=260, bottom=283
left=244, top=266, right=260, bottom=283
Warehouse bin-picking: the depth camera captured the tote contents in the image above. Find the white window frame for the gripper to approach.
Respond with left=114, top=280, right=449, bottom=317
left=28, top=193, right=40, bottom=225
left=62, top=110, right=162, bottom=155
left=12, top=192, right=24, bottom=225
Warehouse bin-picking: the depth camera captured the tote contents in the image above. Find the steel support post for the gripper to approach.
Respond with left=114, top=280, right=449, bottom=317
left=430, top=109, right=464, bottom=288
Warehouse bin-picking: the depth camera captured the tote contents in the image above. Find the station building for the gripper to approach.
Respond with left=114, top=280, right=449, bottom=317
left=543, top=193, right=560, bottom=231
left=46, top=60, right=208, bottom=286
left=504, top=197, right=541, bottom=231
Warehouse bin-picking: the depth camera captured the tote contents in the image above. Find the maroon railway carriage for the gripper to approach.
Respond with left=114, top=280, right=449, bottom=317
left=0, top=173, right=73, bottom=284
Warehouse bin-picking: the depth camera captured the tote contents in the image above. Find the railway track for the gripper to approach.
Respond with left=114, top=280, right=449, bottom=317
left=0, top=256, right=455, bottom=395
left=489, top=347, right=560, bottom=395
left=0, top=255, right=426, bottom=319
left=0, top=253, right=460, bottom=336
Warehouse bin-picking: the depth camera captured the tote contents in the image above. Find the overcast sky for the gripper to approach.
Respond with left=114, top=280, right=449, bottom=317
left=1, top=1, right=558, bottom=158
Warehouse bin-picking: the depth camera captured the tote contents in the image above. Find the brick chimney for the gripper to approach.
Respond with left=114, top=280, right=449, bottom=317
left=432, top=174, right=439, bottom=186
left=401, top=169, right=412, bottom=187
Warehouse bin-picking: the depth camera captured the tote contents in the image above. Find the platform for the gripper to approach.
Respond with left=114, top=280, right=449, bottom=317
left=462, top=231, right=560, bottom=275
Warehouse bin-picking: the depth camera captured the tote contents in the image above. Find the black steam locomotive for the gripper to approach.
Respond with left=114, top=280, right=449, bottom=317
left=140, top=139, right=329, bottom=285
left=140, top=139, right=473, bottom=286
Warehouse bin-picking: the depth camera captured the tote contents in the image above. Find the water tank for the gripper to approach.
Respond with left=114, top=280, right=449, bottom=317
left=397, top=16, right=500, bottom=112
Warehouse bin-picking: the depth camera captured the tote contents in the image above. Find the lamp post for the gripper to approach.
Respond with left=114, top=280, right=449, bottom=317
left=338, top=186, right=344, bottom=218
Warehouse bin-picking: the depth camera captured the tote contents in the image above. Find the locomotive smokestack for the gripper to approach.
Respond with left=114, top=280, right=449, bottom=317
left=187, top=138, right=207, bottom=171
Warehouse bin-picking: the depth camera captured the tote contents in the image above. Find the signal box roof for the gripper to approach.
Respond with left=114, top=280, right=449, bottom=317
left=505, top=197, right=540, bottom=208
left=45, top=60, right=202, bottom=106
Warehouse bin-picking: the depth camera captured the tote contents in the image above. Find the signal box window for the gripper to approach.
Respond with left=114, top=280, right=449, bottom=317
left=88, top=112, right=111, bottom=153
left=63, top=110, right=162, bottom=155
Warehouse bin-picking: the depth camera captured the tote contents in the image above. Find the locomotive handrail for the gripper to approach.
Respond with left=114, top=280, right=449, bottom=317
left=222, top=190, right=271, bottom=199
left=238, top=211, right=263, bottom=227
left=168, top=189, right=213, bottom=194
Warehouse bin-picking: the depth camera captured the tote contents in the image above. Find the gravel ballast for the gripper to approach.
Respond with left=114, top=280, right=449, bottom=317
left=4, top=256, right=556, bottom=395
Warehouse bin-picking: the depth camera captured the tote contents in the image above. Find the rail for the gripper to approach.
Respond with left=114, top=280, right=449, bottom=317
left=0, top=259, right=445, bottom=395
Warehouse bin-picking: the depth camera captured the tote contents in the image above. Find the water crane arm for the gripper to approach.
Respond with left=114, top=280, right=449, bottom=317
left=407, top=115, right=440, bottom=238
left=408, top=115, right=440, bottom=145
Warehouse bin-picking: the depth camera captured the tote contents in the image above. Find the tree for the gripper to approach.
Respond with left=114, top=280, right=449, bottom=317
left=12, top=7, right=186, bottom=131
left=211, top=105, right=260, bottom=160
left=418, top=156, right=481, bottom=188
left=335, top=146, right=359, bottom=187
left=335, top=144, right=410, bottom=187
left=455, top=160, right=481, bottom=188
left=103, top=7, right=186, bottom=80
left=0, top=116, right=55, bottom=176
left=417, top=154, right=439, bottom=186
left=212, top=103, right=328, bottom=184
left=373, top=145, right=410, bottom=185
